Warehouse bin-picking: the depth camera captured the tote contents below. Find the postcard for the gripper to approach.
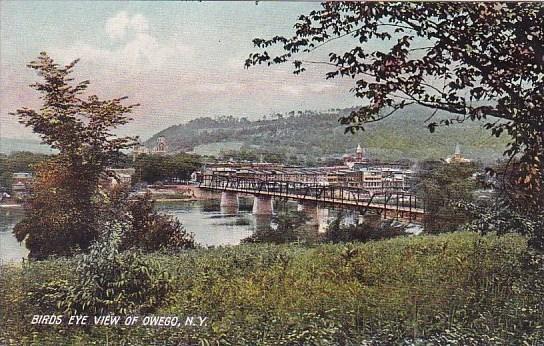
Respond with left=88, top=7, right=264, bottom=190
left=1, top=1, right=542, bottom=345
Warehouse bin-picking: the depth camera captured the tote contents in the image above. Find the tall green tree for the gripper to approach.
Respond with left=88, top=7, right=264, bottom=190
left=11, top=52, right=138, bottom=259
left=417, top=162, right=479, bottom=233
left=246, top=2, right=543, bottom=212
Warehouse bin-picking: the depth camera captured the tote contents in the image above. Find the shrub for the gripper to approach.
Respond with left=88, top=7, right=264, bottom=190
left=124, top=193, right=195, bottom=251
left=324, top=215, right=407, bottom=243
left=105, top=189, right=195, bottom=252
left=460, top=198, right=544, bottom=250
left=32, top=222, right=171, bottom=316
left=242, top=210, right=315, bottom=244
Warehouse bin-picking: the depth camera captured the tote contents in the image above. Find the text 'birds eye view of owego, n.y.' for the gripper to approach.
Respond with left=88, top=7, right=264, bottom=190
left=0, top=2, right=543, bottom=345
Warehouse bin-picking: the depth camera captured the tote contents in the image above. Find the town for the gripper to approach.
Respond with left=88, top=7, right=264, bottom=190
left=2, top=134, right=484, bottom=238
left=1, top=2, right=542, bottom=345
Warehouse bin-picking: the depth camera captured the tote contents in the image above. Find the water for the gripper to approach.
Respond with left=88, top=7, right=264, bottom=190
left=0, top=207, right=28, bottom=264
left=0, top=199, right=266, bottom=263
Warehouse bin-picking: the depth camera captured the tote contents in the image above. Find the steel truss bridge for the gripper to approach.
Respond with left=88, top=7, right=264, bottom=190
left=200, top=174, right=426, bottom=222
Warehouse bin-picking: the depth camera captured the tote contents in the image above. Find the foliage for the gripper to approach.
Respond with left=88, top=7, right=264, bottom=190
left=2, top=233, right=543, bottom=344
left=10, top=52, right=138, bottom=259
left=242, top=210, right=315, bottom=244
left=460, top=198, right=544, bottom=250
left=324, top=214, right=407, bottom=243
left=416, top=162, right=479, bottom=233
left=120, top=191, right=195, bottom=251
left=22, top=220, right=171, bottom=318
left=220, top=148, right=288, bottom=164
left=134, top=153, right=201, bottom=184
left=151, top=105, right=507, bottom=165
left=13, top=159, right=100, bottom=259
left=63, top=223, right=171, bottom=316
left=246, top=2, right=543, bottom=211
left=0, top=151, right=48, bottom=192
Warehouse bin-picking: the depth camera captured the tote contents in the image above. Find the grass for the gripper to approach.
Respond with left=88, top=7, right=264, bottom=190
left=1, top=232, right=543, bottom=345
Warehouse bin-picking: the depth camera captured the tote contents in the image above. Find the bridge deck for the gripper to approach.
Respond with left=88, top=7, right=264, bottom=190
left=201, top=186, right=425, bottom=215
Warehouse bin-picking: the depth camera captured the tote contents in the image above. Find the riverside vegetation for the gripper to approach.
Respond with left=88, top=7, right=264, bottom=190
left=3, top=9, right=543, bottom=342
left=1, top=232, right=543, bottom=345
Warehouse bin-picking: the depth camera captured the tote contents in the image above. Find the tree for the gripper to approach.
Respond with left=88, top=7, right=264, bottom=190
left=11, top=52, right=138, bottom=258
left=416, top=162, right=479, bottom=233
left=134, top=153, right=201, bottom=184
left=0, top=152, right=49, bottom=192
left=246, top=2, right=543, bottom=212
left=118, top=191, right=195, bottom=251
left=242, top=210, right=312, bottom=244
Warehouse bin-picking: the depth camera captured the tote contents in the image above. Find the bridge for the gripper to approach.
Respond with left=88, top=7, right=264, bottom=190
left=199, top=174, right=426, bottom=224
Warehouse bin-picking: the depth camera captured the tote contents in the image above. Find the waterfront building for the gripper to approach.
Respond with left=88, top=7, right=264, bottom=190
left=200, top=145, right=415, bottom=196
left=327, top=169, right=406, bottom=195
left=132, top=143, right=150, bottom=161
left=11, top=172, right=32, bottom=199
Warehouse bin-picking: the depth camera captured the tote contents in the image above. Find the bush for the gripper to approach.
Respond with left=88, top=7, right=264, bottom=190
left=324, top=215, right=407, bottom=243
left=460, top=198, right=544, bottom=250
left=33, top=221, right=171, bottom=316
left=242, top=210, right=315, bottom=244
left=123, top=193, right=195, bottom=252
left=2, top=233, right=543, bottom=344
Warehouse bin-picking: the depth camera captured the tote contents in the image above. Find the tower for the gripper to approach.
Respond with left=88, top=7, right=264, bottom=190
left=153, top=136, right=168, bottom=155
left=355, top=144, right=366, bottom=161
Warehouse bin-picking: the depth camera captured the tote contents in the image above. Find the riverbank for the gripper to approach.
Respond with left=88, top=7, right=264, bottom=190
left=1, top=232, right=542, bottom=345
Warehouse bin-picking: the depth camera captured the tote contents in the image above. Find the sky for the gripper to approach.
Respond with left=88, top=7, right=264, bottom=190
left=1, top=1, right=361, bottom=141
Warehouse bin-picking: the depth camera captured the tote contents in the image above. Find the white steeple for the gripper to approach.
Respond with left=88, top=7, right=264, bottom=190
left=356, top=144, right=363, bottom=154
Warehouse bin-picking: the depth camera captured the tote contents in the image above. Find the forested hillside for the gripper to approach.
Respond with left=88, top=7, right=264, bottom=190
left=146, top=105, right=508, bottom=163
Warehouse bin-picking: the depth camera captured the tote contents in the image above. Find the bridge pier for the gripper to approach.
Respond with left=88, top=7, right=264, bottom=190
left=297, top=201, right=329, bottom=233
left=317, top=207, right=329, bottom=234
left=297, top=201, right=318, bottom=226
left=252, top=195, right=273, bottom=215
left=220, top=191, right=238, bottom=214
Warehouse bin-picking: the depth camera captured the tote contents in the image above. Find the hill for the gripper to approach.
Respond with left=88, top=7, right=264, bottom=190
left=0, top=137, right=54, bottom=155
left=146, top=105, right=508, bottom=163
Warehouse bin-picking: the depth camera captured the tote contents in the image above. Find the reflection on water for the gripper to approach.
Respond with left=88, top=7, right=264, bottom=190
left=0, top=199, right=262, bottom=263
left=155, top=199, right=256, bottom=247
left=0, top=207, right=28, bottom=264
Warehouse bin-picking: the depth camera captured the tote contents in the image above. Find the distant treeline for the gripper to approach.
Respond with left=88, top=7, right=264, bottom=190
left=146, top=105, right=507, bottom=163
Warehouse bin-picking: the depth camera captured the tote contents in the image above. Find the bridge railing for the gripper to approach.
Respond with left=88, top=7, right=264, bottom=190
left=200, top=174, right=425, bottom=220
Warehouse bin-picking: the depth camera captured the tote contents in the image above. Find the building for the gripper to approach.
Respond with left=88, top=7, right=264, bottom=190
left=153, top=136, right=168, bottom=155
left=327, top=169, right=406, bottom=195
left=132, top=143, right=150, bottom=161
left=446, top=144, right=472, bottom=164
left=104, top=168, right=136, bottom=188
left=343, top=144, right=369, bottom=169
left=11, top=172, right=32, bottom=199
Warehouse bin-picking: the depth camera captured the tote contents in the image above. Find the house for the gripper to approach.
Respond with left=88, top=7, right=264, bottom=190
left=104, top=168, right=136, bottom=188
left=11, top=172, right=33, bottom=199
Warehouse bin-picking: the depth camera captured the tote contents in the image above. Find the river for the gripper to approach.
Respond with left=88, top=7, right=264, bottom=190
left=0, top=199, right=268, bottom=264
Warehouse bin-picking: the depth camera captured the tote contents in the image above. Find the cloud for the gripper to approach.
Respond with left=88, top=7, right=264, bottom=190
left=105, top=11, right=149, bottom=40
left=3, top=10, right=354, bottom=140
left=51, top=11, right=193, bottom=73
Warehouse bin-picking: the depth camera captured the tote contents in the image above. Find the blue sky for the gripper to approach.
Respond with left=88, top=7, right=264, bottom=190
left=1, top=1, right=364, bottom=141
